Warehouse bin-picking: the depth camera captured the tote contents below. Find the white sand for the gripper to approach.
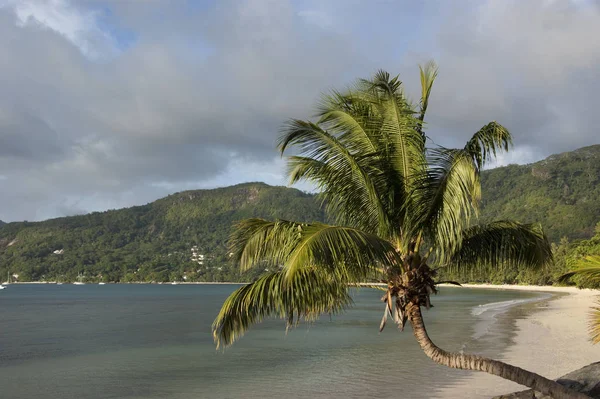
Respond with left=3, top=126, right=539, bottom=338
left=437, top=285, right=600, bottom=398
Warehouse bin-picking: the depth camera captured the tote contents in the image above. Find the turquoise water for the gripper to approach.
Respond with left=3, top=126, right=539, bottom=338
left=0, top=284, right=542, bottom=398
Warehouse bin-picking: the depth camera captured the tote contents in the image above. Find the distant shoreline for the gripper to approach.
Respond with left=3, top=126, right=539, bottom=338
left=3, top=281, right=596, bottom=294
left=438, top=283, right=597, bottom=294
left=2, top=281, right=246, bottom=285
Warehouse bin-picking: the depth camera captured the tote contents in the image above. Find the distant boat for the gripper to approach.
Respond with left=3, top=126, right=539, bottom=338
left=74, top=273, right=85, bottom=285
left=0, top=285, right=5, bottom=290
left=98, top=282, right=106, bottom=285
left=171, top=282, right=178, bottom=285
left=56, top=282, right=63, bottom=285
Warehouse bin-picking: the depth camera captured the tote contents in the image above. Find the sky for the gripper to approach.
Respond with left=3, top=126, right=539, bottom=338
left=0, top=0, right=599, bottom=222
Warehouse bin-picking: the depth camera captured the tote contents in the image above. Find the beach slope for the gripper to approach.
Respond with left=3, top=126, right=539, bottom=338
left=438, top=285, right=600, bottom=398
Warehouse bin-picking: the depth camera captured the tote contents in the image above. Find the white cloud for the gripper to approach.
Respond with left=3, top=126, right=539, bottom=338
left=0, top=0, right=599, bottom=221
left=484, top=145, right=541, bottom=169
left=297, top=9, right=333, bottom=29
left=3, top=0, right=115, bottom=58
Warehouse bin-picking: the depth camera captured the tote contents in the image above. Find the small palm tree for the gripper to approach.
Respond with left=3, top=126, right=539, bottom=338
left=560, top=255, right=600, bottom=344
left=213, top=64, right=586, bottom=399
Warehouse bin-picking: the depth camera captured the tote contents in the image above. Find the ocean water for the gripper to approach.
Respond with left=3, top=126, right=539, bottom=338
left=0, top=284, right=543, bottom=399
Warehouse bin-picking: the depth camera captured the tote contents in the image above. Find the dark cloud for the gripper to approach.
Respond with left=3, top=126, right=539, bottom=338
left=0, top=0, right=599, bottom=221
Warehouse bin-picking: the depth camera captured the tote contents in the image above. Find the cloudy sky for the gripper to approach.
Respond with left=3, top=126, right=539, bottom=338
left=0, top=0, right=599, bottom=222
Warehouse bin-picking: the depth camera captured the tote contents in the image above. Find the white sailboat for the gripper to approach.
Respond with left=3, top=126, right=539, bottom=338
left=2, top=271, right=10, bottom=288
left=73, top=273, right=85, bottom=285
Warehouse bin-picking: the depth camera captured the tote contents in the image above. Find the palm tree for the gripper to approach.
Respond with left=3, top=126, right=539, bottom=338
left=560, top=255, right=600, bottom=344
left=213, top=64, right=587, bottom=399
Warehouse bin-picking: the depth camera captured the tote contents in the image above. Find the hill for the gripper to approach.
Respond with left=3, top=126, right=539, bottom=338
left=1, top=145, right=599, bottom=283
left=480, top=144, right=600, bottom=242
left=0, top=183, right=325, bottom=283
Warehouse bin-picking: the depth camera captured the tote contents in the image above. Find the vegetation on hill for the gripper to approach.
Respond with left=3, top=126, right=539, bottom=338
left=440, top=222, right=600, bottom=286
left=0, top=145, right=598, bottom=285
left=0, top=183, right=325, bottom=283
left=480, top=145, right=600, bottom=242
left=439, top=145, right=600, bottom=285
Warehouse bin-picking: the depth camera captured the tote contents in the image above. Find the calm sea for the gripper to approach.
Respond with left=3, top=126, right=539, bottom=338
left=0, top=284, right=543, bottom=399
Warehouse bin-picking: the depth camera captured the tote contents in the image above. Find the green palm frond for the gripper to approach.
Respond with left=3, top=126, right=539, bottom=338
left=361, top=71, right=426, bottom=194
left=278, top=119, right=391, bottom=237
left=409, top=148, right=481, bottom=258
left=589, top=298, right=600, bottom=344
left=283, top=222, right=401, bottom=281
left=448, top=221, right=552, bottom=271
left=558, top=257, right=600, bottom=344
left=230, top=218, right=301, bottom=272
left=212, top=268, right=352, bottom=348
left=558, top=256, right=600, bottom=284
left=317, top=90, right=381, bottom=155
left=418, top=61, right=438, bottom=131
left=230, top=218, right=402, bottom=282
left=464, top=122, right=512, bottom=170
left=284, top=153, right=386, bottom=236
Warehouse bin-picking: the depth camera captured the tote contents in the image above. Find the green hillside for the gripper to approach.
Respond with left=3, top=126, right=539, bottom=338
left=0, top=183, right=325, bottom=283
left=480, top=144, right=600, bottom=242
left=1, top=145, right=599, bottom=283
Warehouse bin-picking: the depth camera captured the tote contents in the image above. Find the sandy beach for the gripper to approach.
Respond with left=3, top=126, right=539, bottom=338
left=438, top=284, right=600, bottom=398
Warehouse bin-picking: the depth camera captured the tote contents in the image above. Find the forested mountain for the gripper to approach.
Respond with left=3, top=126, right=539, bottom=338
left=1, top=145, right=599, bottom=283
left=480, top=144, right=600, bottom=242
left=0, top=183, right=325, bottom=282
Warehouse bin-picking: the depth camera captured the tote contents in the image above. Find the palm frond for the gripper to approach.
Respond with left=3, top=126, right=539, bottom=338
left=278, top=119, right=391, bottom=237
left=558, top=256, right=600, bottom=344
left=284, top=154, right=384, bottom=236
left=448, top=221, right=552, bottom=271
left=464, top=122, right=512, bottom=170
left=558, top=256, right=600, bottom=284
left=418, top=61, right=438, bottom=129
left=409, top=148, right=481, bottom=258
left=230, top=218, right=402, bottom=282
left=361, top=71, right=426, bottom=194
left=230, top=218, right=301, bottom=272
left=589, top=298, right=600, bottom=344
left=316, top=90, right=381, bottom=155
left=283, top=222, right=401, bottom=281
left=212, top=268, right=352, bottom=348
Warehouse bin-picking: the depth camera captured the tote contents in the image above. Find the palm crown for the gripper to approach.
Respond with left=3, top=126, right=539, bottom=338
left=210, top=65, right=595, bottom=398
left=213, top=63, right=552, bottom=348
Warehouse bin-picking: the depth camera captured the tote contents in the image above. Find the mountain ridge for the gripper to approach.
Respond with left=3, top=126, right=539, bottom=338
left=480, top=144, right=600, bottom=242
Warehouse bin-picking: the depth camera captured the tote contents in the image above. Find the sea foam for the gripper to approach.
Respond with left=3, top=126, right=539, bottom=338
left=470, top=293, right=552, bottom=340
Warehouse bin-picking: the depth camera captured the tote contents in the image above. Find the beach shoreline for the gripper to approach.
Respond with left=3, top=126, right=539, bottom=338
left=444, top=283, right=597, bottom=294
left=5, top=281, right=594, bottom=292
left=436, top=284, right=600, bottom=398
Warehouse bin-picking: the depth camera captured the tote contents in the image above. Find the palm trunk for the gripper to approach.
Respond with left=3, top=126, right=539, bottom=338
left=406, top=303, right=589, bottom=399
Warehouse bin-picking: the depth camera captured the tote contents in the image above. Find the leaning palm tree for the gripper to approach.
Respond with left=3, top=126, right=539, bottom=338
left=560, top=255, right=600, bottom=344
left=213, top=64, right=587, bottom=399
